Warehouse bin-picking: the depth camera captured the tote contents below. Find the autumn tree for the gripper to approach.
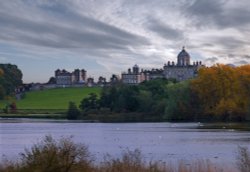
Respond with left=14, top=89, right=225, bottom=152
left=191, top=64, right=250, bottom=120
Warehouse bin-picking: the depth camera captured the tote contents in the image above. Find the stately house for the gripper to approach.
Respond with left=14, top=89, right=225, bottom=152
left=55, top=69, right=86, bottom=85
left=121, top=47, right=204, bottom=84
left=163, top=47, right=203, bottom=81
left=121, top=64, right=145, bottom=84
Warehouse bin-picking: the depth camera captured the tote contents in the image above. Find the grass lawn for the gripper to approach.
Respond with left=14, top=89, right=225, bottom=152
left=0, top=87, right=101, bottom=111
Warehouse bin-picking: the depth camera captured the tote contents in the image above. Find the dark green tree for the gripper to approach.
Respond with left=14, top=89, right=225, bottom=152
left=0, top=64, right=23, bottom=99
left=139, top=78, right=169, bottom=99
left=136, top=90, right=154, bottom=113
left=164, top=81, right=196, bottom=121
left=122, top=86, right=139, bottom=112
left=47, top=77, right=56, bottom=84
left=67, top=101, right=81, bottom=120
left=99, top=86, right=116, bottom=109
left=79, top=93, right=99, bottom=112
left=0, top=85, right=5, bottom=99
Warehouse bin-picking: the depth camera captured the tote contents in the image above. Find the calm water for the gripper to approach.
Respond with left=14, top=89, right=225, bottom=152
left=1, top=118, right=250, bottom=170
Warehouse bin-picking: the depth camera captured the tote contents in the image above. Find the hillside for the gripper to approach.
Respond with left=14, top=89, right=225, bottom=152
left=6, top=87, right=101, bottom=111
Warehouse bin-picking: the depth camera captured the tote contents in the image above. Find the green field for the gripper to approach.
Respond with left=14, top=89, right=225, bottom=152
left=1, top=87, right=101, bottom=111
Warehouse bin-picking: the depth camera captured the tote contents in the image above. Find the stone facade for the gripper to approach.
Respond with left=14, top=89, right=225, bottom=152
left=163, top=65, right=200, bottom=81
left=55, top=69, right=87, bottom=85
left=55, top=69, right=72, bottom=85
left=121, top=47, right=204, bottom=84
left=163, top=47, right=203, bottom=81
left=121, top=64, right=144, bottom=84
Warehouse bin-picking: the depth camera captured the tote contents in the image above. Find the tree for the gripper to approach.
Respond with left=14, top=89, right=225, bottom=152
left=47, top=77, right=56, bottom=84
left=136, top=90, right=154, bottom=113
left=0, top=68, right=3, bottom=76
left=79, top=93, right=99, bottom=112
left=119, top=86, right=139, bottom=112
left=139, top=78, right=169, bottom=99
left=99, top=86, right=117, bottom=109
left=0, top=85, right=5, bottom=100
left=0, top=64, right=23, bottom=99
left=191, top=64, right=250, bottom=120
left=164, top=81, right=195, bottom=121
left=67, top=101, right=81, bottom=120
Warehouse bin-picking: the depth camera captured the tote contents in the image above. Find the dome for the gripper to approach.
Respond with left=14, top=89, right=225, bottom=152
left=177, top=46, right=190, bottom=66
left=177, top=46, right=190, bottom=59
left=133, top=64, right=139, bottom=68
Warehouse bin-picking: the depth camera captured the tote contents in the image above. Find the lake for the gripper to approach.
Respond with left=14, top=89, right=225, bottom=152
left=0, top=118, right=250, bottom=170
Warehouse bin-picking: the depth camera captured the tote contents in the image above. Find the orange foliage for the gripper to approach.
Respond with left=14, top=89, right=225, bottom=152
left=0, top=68, right=3, bottom=76
left=191, top=64, right=250, bottom=120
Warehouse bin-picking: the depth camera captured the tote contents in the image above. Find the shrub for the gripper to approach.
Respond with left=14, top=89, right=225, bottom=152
left=3, top=105, right=9, bottom=114
left=9, top=102, right=17, bottom=113
left=237, top=146, right=250, bottom=172
left=0, top=135, right=94, bottom=172
left=97, top=149, right=167, bottom=172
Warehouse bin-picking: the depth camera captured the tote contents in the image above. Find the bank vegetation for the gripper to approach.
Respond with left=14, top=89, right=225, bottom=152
left=0, top=136, right=249, bottom=172
left=68, top=64, right=250, bottom=122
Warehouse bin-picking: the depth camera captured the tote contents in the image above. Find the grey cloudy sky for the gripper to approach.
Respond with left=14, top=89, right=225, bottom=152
left=0, top=0, right=250, bottom=82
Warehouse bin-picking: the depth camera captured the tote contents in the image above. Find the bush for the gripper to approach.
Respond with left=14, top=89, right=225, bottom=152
left=3, top=105, right=9, bottom=114
left=0, top=135, right=94, bottom=172
left=97, top=149, right=167, bottom=172
left=237, top=146, right=250, bottom=172
left=9, top=102, right=17, bottom=113
left=97, top=150, right=225, bottom=172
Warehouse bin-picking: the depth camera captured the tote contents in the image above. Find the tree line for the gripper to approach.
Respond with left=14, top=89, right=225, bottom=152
left=68, top=64, right=250, bottom=122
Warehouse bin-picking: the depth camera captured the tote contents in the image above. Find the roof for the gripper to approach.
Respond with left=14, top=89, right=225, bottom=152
left=133, top=64, right=139, bottom=68
left=177, top=46, right=190, bottom=59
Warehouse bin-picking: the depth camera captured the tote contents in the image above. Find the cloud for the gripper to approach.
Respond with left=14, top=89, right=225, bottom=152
left=213, top=36, right=247, bottom=50
left=147, top=18, right=184, bottom=40
left=244, top=55, right=250, bottom=59
left=205, top=57, right=218, bottom=63
left=0, top=12, right=149, bottom=50
left=185, top=0, right=250, bottom=29
left=234, top=60, right=249, bottom=65
left=186, top=0, right=224, bottom=18
left=0, top=0, right=250, bottom=82
left=184, top=0, right=224, bottom=27
left=0, top=0, right=150, bottom=53
left=0, top=56, right=7, bottom=62
left=216, top=7, right=250, bottom=28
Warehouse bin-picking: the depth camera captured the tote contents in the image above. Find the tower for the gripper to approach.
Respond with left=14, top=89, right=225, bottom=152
left=81, top=69, right=86, bottom=82
left=133, top=64, right=139, bottom=74
left=73, top=69, right=80, bottom=83
left=55, top=69, right=61, bottom=77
